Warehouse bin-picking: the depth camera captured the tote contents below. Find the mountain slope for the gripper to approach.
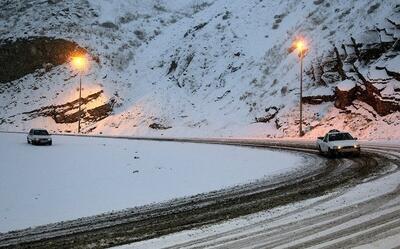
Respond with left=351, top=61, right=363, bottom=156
left=0, top=0, right=399, bottom=139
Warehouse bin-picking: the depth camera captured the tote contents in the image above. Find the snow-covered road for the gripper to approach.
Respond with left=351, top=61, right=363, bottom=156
left=1, top=134, right=399, bottom=249
left=115, top=145, right=400, bottom=249
left=0, top=132, right=303, bottom=232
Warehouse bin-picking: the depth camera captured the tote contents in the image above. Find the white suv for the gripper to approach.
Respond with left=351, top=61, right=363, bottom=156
left=27, top=129, right=52, bottom=145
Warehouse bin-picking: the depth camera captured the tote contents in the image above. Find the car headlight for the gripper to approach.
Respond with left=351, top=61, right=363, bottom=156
left=354, top=144, right=360, bottom=148
left=332, top=146, right=341, bottom=150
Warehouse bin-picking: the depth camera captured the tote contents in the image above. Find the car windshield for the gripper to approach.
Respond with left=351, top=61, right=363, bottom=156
left=33, top=130, right=49, bottom=135
left=329, top=133, right=353, bottom=141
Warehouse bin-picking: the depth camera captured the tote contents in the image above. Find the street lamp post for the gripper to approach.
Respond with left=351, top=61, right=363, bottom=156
left=294, top=39, right=307, bottom=137
left=70, top=55, right=88, bottom=134
left=78, top=74, right=82, bottom=133
left=299, top=48, right=304, bottom=137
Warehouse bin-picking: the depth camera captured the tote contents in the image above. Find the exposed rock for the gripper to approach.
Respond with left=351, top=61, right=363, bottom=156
left=215, top=90, right=231, bottom=101
left=305, top=79, right=399, bottom=116
left=100, top=22, right=119, bottom=29
left=255, top=106, right=279, bottom=123
left=334, top=84, right=357, bottom=109
left=333, top=46, right=346, bottom=80
left=357, top=82, right=400, bottom=116
left=302, top=95, right=335, bottom=105
left=21, top=90, right=115, bottom=123
left=149, top=123, right=172, bottom=130
left=167, top=60, right=177, bottom=75
left=184, top=22, right=208, bottom=38
left=305, top=29, right=400, bottom=116
left=43, top=63, right=53, bottom=72
left=86, top=101, right=115, bottom=122
left=133, top=30, right=145, bottom=40
left=0, top=37, right=86, bottom=83
left=384, top=66, right=400, bottom=81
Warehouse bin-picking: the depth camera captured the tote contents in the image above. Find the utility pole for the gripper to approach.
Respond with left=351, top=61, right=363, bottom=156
left=293, top=38, right=307, bottom=137
left=299, top=49, right=303, bottom=137
left=70, top=54, right=88, bottom=134
left=78, top=74, right=82, bottom=133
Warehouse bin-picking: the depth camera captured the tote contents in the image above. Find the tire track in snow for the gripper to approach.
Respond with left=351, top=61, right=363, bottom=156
left=0, top=135, right=398, bottom=249
left=154, top=146, right=400, bottom=249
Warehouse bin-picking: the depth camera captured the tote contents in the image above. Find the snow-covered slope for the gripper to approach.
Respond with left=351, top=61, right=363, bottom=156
left=0, top=0, right=399, bottom=139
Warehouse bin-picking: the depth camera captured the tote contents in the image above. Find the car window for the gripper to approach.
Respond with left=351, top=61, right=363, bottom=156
left=33, top=130, right=49, bottom=135
left=323, top=134, right=328, bottom=142
left=329, top=133, right=353, bottom=141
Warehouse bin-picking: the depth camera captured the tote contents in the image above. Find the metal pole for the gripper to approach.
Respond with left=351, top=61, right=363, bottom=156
left=78, top=74, right=82, bottom=133
left=299, top=50, right=303, bottom=137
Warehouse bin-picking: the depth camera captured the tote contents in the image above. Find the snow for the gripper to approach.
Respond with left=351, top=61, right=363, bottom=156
left=0, top=132, right=302, bottom=232
left=0, top=0, right=399, bottom=246
left=367, top=68, right=391, bottom=81
left=304, top=86, right=334, bottom=97
left=337, top=79, right=356, bottom=91
left=386, top=55, right=400, bottom=74
left=112, top=146, right=400, bottom=249
left=381, top=82, right=396, bottom=96
left=0, top=0, right=399, bottom=140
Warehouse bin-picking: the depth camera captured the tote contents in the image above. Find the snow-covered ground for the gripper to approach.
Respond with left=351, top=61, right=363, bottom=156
left=113, top=148, right=400, bottom=249
left=0, top=132, right=303, bottom=232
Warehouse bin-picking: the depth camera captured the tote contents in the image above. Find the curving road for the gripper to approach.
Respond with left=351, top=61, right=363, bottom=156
left=0, top=137, right=399, bottom=249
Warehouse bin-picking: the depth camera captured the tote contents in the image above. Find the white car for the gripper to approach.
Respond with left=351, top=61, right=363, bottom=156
left=27, top=129, right=52, bottom=145
left=316, top=130, right=360, bottom=157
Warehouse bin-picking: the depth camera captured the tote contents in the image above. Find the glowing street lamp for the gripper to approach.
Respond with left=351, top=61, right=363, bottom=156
left=293, top=38, right=307, bottom=137
left=71, top=56, right=88, bottom=71
left=70, top=54, right=89, bottom=133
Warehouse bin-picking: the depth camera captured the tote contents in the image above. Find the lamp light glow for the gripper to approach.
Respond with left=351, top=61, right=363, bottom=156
left=70, top=55, right=88, bottom=72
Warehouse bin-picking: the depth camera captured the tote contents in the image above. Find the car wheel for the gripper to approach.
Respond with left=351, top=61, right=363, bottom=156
left=27, top=138, right=30, bottom=144
left=48, top=141, right=52, bottom=146
left=317, top=145, right=322, bottom=155
left=328, top=148, right=335, bottom=158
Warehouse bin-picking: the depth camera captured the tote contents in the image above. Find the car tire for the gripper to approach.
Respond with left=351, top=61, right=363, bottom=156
left=328, top=148, right=335, bottom=158
left=48, top=141, right=52, bottom=146
left=27, top=138, right=30, bottom=144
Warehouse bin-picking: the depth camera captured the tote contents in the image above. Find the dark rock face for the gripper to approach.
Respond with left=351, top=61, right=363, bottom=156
left=356, top=82, right=400, bottom=116
left=149, top=123, right=172, bottom=130
left=304, top=18, right=400, bottom=116
left=0, top=37, right=86, bottom=83
left=255, top=106, right=280, bottom=123
left=302, top=95, right=335, bottom=105
left=334, top=86, right=357, bottom=109
left=100, top=22, right=119, bottom=29
left=305, top=81, right=399, bottom=116
left=22, top=90, right=115, bottom=124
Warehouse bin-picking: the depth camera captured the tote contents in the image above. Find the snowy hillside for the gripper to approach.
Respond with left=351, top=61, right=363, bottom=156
left=0, top=0, right=399, bottom=139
